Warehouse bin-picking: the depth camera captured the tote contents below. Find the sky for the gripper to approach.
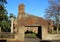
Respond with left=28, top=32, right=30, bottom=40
left=6, top=0, right=49, bottom=18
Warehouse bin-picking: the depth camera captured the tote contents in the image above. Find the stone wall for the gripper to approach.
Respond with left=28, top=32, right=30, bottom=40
left=42, top=26, right=48, bottom=40
left=15, top=26, right=25, bottom=41
left=47, top=34, right=60, bottom=40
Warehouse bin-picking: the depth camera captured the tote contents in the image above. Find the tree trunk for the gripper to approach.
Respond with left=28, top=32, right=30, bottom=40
left=57, top=25, right=59, bottom=33
left=0, top=27, right=1, bottom=38
left=11, top=17, right=14, bottom=33
left=0, top=27, right=1, bottom=32
left=51, top=27, right=53, bottom=33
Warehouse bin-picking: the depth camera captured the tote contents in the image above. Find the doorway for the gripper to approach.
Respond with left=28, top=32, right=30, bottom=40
left=37, top=26, right=42, bottom=39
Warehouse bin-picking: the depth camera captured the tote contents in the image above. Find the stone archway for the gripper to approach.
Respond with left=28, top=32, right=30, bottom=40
left=24, top=26, right=42, bottom=39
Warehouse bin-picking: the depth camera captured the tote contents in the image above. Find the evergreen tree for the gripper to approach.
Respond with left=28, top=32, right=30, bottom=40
left=0, top=0, right=11, bottom=32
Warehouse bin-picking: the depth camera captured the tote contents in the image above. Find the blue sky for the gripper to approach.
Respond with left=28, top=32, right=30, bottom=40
left=6, top=0, right=49, bottom=18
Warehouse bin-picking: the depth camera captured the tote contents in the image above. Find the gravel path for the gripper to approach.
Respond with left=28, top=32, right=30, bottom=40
left=24, top=38, right=60, bottom=42
left=24, top=38, right=40, bottom=42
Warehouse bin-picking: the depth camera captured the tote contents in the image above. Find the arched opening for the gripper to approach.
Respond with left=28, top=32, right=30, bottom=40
left=25, top=26, right=42, bottom=39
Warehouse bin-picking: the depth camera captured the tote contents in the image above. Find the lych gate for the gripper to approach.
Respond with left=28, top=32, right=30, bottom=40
left=12, top=4, right=48, bottom=41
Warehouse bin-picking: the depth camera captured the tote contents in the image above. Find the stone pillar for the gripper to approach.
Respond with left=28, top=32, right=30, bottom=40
left=15, top=26, right=25, bottom=41
left=42, top=26, right=48, bottom=40
left=57, top=27, right=59, bottom=33
left=11, top=17, right=14, bottom=33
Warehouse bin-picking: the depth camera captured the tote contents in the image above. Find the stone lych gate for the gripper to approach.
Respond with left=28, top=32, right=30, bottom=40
left=12, top=4, right=48, bottom=42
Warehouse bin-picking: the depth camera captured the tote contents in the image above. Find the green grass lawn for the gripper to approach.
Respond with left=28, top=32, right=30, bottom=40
left=25, top=33, right=37, bottom=38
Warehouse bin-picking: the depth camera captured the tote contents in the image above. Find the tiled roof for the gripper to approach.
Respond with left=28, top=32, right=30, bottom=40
left=14, top=13, right=48, bottom=28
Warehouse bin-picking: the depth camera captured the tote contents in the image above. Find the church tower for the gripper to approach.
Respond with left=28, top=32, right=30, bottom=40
left=18, top=4, right=25, bottom=19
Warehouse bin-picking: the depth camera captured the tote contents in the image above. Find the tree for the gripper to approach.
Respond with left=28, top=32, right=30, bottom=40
left=0, top=0, right=8, bottom=21
left=10, top=13, right=16, bottom=20
left=0, top=0, right=10, bottom=32
left=10, top=13, right=16, bottom=33
left=45, top=0, right=60, bottom=33
left=0, top=0, right=7, bottom=5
